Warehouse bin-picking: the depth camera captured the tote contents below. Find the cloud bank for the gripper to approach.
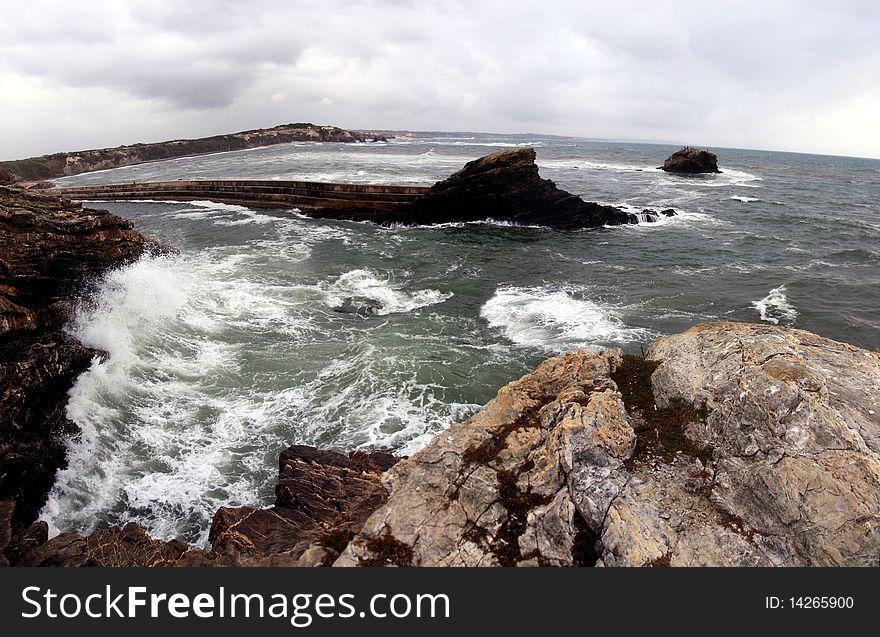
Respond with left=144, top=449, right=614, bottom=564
left=1, top=0, right=878, bottom=159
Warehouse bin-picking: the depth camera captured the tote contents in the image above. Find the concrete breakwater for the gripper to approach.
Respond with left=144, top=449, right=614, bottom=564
left=50, top=179, right=430, bottom=213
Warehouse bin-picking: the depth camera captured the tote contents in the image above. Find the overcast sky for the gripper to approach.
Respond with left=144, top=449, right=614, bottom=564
left=1, top=0, right=878, bottom=160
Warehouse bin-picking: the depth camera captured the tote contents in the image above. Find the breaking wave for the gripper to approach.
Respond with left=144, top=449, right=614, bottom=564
left=480, top=285, right=652, bottom=351
left=321, top=269, right=452, bottom=315
left=752, top=285, right=798, bottom=325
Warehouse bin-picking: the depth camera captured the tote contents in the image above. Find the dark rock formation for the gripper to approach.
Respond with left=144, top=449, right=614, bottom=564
left=334, top=296, right=384, bottom=316
left=0, top=187, right=147, bottom=533
left=0, top=500, right=13, bottom=566
left=5, top=445, right=399, bottom=567
left=661, top=147, right=721, bottom=174
left=337, top=323, right=880, bottom=567
left=304, top=148, right=636, bottom=229
left=11, top=520, right=190, bottom=567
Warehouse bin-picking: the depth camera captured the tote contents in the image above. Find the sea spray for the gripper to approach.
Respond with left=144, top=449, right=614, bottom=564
left=753, top=286, right=798, bottom=325
left=480, top=285, right=653, bottom=351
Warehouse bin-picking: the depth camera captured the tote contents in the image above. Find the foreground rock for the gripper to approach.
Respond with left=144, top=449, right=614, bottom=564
left=5, top=446, right=398, bottom=566
left=337, top=323, right=880, bottom=566
left=661, top=147, right=720, bottom=174
left=6, top=321, right=878, bottom=567
left=303, top=148, right=669, bottom=229
left=0, top=187, right=148, bottom=532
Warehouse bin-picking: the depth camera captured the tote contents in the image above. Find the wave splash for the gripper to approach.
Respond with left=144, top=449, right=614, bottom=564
left=752, top=285, right=798, bottom=325
left=480, top=285, right=651, bottom=351
left=40, top=253, right=462, bottom=545
left=321, top=269, right=452, bottom=315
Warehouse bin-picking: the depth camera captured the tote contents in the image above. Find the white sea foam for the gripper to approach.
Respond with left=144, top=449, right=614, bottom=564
left=729, top=195, right=760, bottom=203
left=656, top=166, right=763, bottom=189
left=321, top=269, right=452, bottom=315
left=186, top=200, right=253, bottom=213
left=41, top=252, right=317, bottom=544
left=752, top=285, right=798, bottom=325
left=294, top=344, right=480, bottom=456
left=480, top=285, right=651, bottom=351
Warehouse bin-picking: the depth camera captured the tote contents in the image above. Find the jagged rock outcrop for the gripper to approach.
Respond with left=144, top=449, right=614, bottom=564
left=304, top=148, right=666, bottom=229
left=0, top=168, right=18, bottom=186
left=208, top=446, right=398, bottom=565
left=0, top=186, right=148, bottom=532
left=336, top=323, right=880, bottom=566
left=661, top=147, right=720, bottom=174
left=5, top=446, right=398, bottom=567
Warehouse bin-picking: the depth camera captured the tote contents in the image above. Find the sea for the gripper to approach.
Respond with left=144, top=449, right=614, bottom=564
left=40, top=133, right=880, bottom=545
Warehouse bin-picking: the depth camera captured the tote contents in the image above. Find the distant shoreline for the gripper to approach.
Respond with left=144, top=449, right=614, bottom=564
left=0, top=123, right=390, bottom=182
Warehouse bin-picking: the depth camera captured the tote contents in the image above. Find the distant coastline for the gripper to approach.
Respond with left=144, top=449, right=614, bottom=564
left=0, top=123, right=389, bottom=182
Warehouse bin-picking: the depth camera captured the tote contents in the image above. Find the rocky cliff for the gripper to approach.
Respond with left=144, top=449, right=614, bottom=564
left=5, top=321, right=878, bottom=567
left=0, top=123, right=381, bottom=181
left=0, top=187, right=148, bottom=533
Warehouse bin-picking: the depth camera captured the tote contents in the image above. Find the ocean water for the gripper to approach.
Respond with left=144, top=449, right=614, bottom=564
left=42, top=135, right=880, bottom=545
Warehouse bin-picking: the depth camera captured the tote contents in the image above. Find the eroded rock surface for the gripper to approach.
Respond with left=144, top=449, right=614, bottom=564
left=647, top=322, right=880, bottom=566
left=661, top=147, right=720, bottom=174
left=209, top=446, right=398, bottom=565
left=337, top=324, right=880, bottom=567
left=335, top=349, right=629, bottom=566
left=5, top=320, right=877, bottom=567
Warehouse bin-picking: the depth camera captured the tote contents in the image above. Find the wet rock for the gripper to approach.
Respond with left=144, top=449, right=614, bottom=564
left=209, top=446, right=398, bottom=563
left=0, top=187, right=148, bottom=532
left=8, top=445, right=399, bottom=567
left=334, top=296, right=383, bottom=317
left=0, top=500, right=13, bottom=566
left=4, top=519, right=49, bottom=566
left=661, top=147, right=721, bottom=174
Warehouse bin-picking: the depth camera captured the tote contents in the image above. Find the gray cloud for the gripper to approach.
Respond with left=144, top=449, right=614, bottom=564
left=1, top=0, right=878, bottom=158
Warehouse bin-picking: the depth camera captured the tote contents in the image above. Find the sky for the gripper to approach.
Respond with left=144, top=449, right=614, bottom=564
left=1, top=0, right=878, bottom=160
